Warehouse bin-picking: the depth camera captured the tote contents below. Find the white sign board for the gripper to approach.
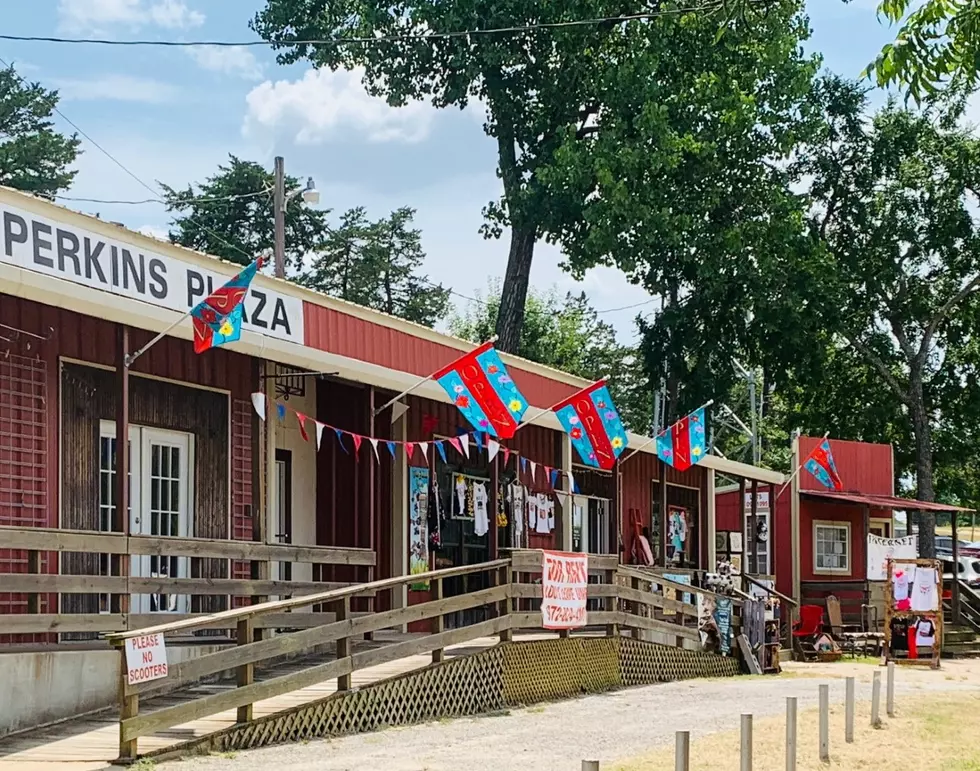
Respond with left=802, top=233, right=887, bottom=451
left=1, top=201, right=304, bottom=345
left=867, top=534, right=917, bottom=581
left=744, top=491, right=770, bottom=511
left=124, top=633, right=169, bottom=685
left=541, top=550, right=589, bottom=630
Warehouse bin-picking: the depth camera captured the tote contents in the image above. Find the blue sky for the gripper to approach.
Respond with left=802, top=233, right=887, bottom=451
left=2, top=0, right=900, bottom=340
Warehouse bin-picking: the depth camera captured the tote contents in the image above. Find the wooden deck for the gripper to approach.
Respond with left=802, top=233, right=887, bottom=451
left=0, top=631, right=532, bottom=771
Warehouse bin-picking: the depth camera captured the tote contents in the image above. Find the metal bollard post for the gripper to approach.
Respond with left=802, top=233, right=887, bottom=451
left=819, top=684, right=830, bottom=761
left=786, top=697, right=797, bottom=771
left=741, top=714, right=753, bottom=771
left=871, top=670, right=882, bottom=728
left=845, top=677, right=855, bottom=743
left=582, top=762, right=600, bottom=771
left=886, top=662, right=896, bottom=717
left=675, top=730, right=690, bottom=771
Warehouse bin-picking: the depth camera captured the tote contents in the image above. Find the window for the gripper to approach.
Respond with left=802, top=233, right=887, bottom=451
left=814, top=521, right=850, bottom=574
left=869, top=519, right=892, bottom=539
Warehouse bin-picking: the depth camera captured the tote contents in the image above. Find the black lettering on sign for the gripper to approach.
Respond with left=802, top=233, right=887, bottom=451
left=84, top=238, right=107, bottom=284
left=250, top=290, right=268, bottom=328
left=186, top=270, right=205, bottom=307
left=271, top=298, right=291, bottom=335
left=148, top=258, right=167, bottom=299
left=3, top=212, right=27, bottom=258
left=121, top=249, right=145, bottom=294
left=109, top=245, right=120, bottom=287
left=32, top=220, right=54, bottom=268
left=56, top=228, right=81, bottom=277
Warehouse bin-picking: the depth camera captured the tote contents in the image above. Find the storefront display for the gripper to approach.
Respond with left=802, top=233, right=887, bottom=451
left=884, top=557, right=942, bottom=669
left=409, top=466, right=430, bottom=590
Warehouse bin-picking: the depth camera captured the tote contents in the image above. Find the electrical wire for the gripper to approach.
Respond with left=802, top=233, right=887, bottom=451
left=0, top=4, right=735, bottom=48
left=52, top=189, right=272, bottom=207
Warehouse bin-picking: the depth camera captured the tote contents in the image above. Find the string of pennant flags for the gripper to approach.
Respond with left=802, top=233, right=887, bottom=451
left=251, top=392, right=581, bottom=493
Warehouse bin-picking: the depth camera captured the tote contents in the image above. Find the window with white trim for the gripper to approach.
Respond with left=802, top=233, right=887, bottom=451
left=814, top=521, right=850, bottom=574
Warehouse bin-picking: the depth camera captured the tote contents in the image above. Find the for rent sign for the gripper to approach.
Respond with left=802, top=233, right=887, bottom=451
left=0, top=201, right=304, bottom=345
left=541, top=550, right=589, bottom=630
left=124, top=633, right=169, bottom=685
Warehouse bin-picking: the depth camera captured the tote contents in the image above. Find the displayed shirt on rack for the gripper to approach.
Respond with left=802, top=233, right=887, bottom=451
left=454, top=475, right=467, bottom=517
left=473, top=482, right=489, bottom=536
left=535, top=493, right=552, bottom=534
left=911, top=566, right=939, bottom=613
left=510, top=483, right=525, bottom=540
left=893, top=569, right=911, bottom=610
left=914, top=617, right=936, bottom=648
left=527, top=495, right=539, bottom=530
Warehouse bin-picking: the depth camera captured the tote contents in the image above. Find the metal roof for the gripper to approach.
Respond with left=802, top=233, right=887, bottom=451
left=802, top=489, right=974, bottom=513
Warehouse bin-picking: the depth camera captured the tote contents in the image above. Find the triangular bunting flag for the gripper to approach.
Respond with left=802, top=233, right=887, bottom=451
left=369, top=438, right=380, bottom=463
left=520, top=456, right=528, bottom=473
left=334, top=428, right=348, bottom=453
left=386, top=441, right=397, bottom=458
left=250, top=392, right=266, bottom=421
left=459, top=434, right=470, bottom=458
left=474, top=431, right=484, bottom=453
left=503, top=447, right=511, bottom=467
left=315, top=420, right=325, bottom=450
left=276, top=403, right=287, bottom=422
left=295, top=412, right=310, bottom=443
left=419, top=441, right=429, bottom=461
left=549, top=468, right=559, bottom=488
left=567, top=471, right=576, bottom=493
left=405, top=442, right=415, bottom=460
left=435, top=441, right=448, bottom=463
left=529, top=461, right=537, bottom=479
left=487, top=439, right=500, bottom=463
left=351, top=434, right=362, bottom=457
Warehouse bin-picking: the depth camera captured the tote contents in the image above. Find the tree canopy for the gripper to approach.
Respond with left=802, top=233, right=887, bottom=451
left=449, top=283, right=651, bottom=432
left=0, top=64, right=80, bottom=197
left=299, top=206, right=451, bottom=327
left=163, top=155, right=329, bottom=270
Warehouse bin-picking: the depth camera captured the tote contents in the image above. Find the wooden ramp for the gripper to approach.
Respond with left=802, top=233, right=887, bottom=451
left=0, top=632, right=524, bottom=771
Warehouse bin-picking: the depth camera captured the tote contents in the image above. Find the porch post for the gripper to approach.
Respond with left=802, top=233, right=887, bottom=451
left=790, top=434, right=802, bottom=616
left=751, top=480, right=759, bottom=576
left=658, top=460, right=668, bottom=565
left=706, top=469, right=717, bottom=569
left=738, top=476, right=746, bottom=575
left=611, top=457, right=621, bottom=562
left=391, top=407, right=408, bottom=619
left=560, top=433, right=574, bottom=552
left=116, top=326, right=130, bottom=616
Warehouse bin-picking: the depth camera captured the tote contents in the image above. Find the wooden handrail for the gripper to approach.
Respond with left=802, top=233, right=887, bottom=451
left=104, top=559, right=510, bottom=641
left=616, top=564, right=742, bottom=604
left=742, top=572, right=798, bottom=608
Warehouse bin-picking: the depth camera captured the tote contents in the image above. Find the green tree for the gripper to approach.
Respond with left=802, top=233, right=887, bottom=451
left=533, top=0, right=818, bottom=424
left=0, top=64, right=80, bottom=197
left=163, top=155, right=329, bottom=270
left=449, top=283, right=651, bottom=431
left=784, top=77, right=980, bottom=557
left=300, top=206, right=451, bottom=327
left=251, top=0, right=770, bottom=354
left=864, top=0, right=980, bottom=102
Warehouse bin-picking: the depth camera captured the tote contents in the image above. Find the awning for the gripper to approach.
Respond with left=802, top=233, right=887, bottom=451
left=801, top=489, right=974, bottom=513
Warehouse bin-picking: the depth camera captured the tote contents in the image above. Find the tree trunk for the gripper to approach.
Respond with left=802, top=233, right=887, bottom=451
left=909, top=377, right=936, bottom=558
left=495, top=224, right=536, bottom=353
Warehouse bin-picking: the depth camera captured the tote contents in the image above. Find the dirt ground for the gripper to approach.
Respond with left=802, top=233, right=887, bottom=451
left=173, top=659, right=980, bottom=771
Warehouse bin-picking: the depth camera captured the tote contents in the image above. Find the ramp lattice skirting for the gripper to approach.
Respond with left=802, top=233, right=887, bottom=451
left=152, top=638, right=737, bottom=758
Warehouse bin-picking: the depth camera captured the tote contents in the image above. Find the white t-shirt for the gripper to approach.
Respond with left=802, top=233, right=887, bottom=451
left=510, top=484, right=525, bottom=538
left=535, top=494, right=551, bottom=534
left=911, top=567, right=939, bottom=612
left=546, top=498, right=555, bottom=531
left=455, top=476, right=467, bottom=517
left=915, top=617, right=936, bottom=648
left=473, top=482, right=489, bottom=536
left=893, top=570, right=910, bottom=602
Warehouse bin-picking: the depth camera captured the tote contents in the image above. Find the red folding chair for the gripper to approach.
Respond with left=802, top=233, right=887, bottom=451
left=792, top=604, right=825, bottom=660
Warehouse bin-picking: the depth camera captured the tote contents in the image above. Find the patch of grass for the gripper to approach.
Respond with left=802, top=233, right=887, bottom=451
left=614, top=691, right=980, bottom=771
left=527, top=705, right=547, bottom=714
left=130, top=760, right=156, bottom=771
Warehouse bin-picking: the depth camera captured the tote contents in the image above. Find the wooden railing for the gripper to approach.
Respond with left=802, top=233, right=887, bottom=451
left=0, top=525, right=376, bottom=636
left=102, top=551, right=742, bottom=761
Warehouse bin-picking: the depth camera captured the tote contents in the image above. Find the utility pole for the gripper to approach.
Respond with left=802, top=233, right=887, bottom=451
left=273, top=155, right=286, bottom=279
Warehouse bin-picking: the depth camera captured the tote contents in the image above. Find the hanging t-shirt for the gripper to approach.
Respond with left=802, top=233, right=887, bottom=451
left=546, top=497, right=556, bottom=531
left=911, top=567, right=939, bottom=612
left=527, top=495, right=538, bottom=530
left=893, top=569, right=911, bottom=610
left=473, top=482, right=489, bottom=536
left=914, top=617, right=936, bottom=648
left=535, top=494, right=551, bottom=534
left=454, top=475, right=467, bottom=518
left=510, top=483, right=525, bottom=539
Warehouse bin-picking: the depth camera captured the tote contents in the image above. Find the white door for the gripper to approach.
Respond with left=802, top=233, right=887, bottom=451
left=133, top=428, right=193, bottom=614
left=572, top=495, right=588, bottom=553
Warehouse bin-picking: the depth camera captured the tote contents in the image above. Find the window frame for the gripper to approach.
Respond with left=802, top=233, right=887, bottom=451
left=813, top=520, right=851, bottom=575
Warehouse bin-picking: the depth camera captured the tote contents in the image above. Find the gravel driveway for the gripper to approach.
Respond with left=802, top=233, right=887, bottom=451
left=178, top=661, right=980, bottom=771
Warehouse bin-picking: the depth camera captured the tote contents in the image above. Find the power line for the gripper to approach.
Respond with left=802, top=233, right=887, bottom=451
left=0, top=4, right=734, bottom=49
left=52, top=189, right=272, bottom=206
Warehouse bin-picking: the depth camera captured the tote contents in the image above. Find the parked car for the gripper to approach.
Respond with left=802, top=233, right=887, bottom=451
left=935, top=536, right=972, bottom=555
left=941, top=556, right=980, bottom=588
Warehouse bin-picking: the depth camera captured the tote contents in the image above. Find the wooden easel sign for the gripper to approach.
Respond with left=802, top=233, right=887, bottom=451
left=884, top=557, right=942, bottom=669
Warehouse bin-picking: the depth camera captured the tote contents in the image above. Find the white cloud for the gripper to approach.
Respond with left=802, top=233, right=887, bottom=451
left=187, top=46, right=263, bottom=80
left=54, top=74, right=180, bottom=104
left=58, top=0, right=204, bottom=32
left=243, top=68, right=433, bottom=145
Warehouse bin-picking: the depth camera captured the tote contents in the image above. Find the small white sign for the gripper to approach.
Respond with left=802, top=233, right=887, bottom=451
left=124, top=633, right=169, bottom=685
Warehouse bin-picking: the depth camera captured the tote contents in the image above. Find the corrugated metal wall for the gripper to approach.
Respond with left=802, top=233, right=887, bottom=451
left=303, top=303, right=580, bottom=408
left=799, top=436, right=893, bottom=496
